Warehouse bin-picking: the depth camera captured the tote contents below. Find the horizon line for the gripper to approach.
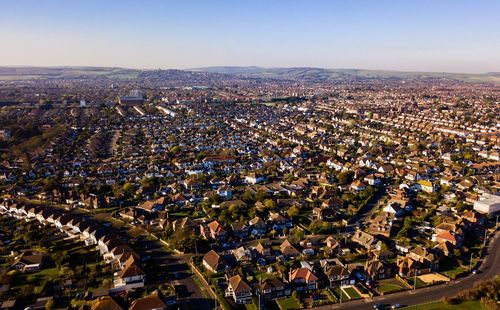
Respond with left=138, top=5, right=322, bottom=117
left=0, top=64, right=497, bottom=76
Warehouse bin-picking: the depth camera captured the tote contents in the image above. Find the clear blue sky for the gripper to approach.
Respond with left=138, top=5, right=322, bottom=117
left=1, top=0, right=499, bottom=73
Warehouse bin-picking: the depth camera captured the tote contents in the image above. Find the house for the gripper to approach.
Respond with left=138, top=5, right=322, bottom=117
left=351, top=231, right=379, bottom=251
left=137, top=200, right=163, bottom=213
left=434, top=231, right=460, bottom=246
left=255, top=278, right=290, bottom=300
left=350, top=180, right=367, bottom=191
left=171, top=217, right=197, bottom=232
left=364, top=174, right=381, bottom=186
left=408, top=247, right=439, bottom=270
left=417, top=180, right=436, bottom=193
left=203, top=250, right=225, bottom=273
left=231, top=222, right=249, bottom=239
left=225, top=275, right=253, bottom=304
left=473, top=194, right=500, bottom=214
left=249, top=216, right=267, bottom=235
left=12, top=250, right=47, bottom=272
left=254, top=242, right=271, bottom=258
left=365, top=259, right=392, bottom=281
left=289, top=268, right=318, bottom=291
left=201, top=220, right=227, bottom=240
left=91, top=296, right=123, bottom=310
left=280, top=239, right=300, bottom=257
left=396, top=256, right=430, bottom=278
left=245, top=173, right=265, bottom=185
left=130, top=293, right=167, bottom=310
left=324, top=264, right=351, bottom=287
left=114, top=256, right=145, bottom=288
left=383, top=199, right=407, bottom=216
left=233, top=246, right=253, bottom=261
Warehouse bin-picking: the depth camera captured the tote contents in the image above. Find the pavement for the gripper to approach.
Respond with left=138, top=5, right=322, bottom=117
left=317, top=230, right=500, bottom=309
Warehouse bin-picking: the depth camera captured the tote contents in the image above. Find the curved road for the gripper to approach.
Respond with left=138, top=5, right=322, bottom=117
left=319, top=230, right=500, bottom=309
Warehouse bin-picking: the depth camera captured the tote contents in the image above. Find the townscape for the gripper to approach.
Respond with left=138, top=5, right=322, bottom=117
left=0, top=67, right=498, bottom=310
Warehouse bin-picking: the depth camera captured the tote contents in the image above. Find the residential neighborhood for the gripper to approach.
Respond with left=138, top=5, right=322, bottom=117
left=0, top=66, right=499, bottom=309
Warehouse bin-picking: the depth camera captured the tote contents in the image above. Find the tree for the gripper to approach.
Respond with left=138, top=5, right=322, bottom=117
left=337, top=171, right=354, bottom=184
left=242, top=190, right=255, bottom=203
left=45, top=298, right=55, bottom=310
left=122, top=182, right=135, bottom=197
left=287, top=206, right=300, bottom=219
left=263, top=199, right=277, bottom=210
left=255, top=190, right=269, bottom=202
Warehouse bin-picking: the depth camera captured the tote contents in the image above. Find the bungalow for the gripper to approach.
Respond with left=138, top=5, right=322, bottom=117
left=12, top=251, right=47, bottom=272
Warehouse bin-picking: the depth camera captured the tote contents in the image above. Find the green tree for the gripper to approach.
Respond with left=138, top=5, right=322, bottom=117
left=287, top=205, right=300, bottom=219
left=337, top=171, right=354, bottom=184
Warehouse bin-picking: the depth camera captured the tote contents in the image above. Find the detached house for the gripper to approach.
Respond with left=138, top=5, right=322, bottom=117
left=418, top=180, right=436, bottom=193
left=201, top=220, right=227, bottom=240
left=289, top=268, right=318, bottom=291
left=203, top=250, right=225, bottom=273
left=365, top=259, right=392, bottom=281
left=225, top=275, right=253, bottom=304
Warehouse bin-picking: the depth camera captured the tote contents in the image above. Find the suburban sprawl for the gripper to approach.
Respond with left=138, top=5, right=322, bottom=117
left=0, top=66, right=498, bottom=310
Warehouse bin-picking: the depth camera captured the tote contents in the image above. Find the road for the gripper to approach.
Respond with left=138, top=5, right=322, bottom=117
left=317, top=230, right=500, bottom=309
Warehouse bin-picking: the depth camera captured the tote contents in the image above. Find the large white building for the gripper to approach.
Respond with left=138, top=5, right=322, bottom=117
left=474, top=194, right=500, bottom=214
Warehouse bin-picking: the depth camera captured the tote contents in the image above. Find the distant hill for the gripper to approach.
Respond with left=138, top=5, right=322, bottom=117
left=0, top=65, right=499, bottom=84
left=0, top=66, right=139, bottom=80
left=192, top=66, right=500, bottom=84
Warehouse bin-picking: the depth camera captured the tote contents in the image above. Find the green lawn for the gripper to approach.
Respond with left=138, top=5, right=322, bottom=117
left=334, top=287, right=350, bottom=300
left=405, top=301, right=486, bottom=310
left=407, top=277, right=426, bottom=288
left=276, top=297, right=301, bottom=310
left=441, top=266, right=466, bottom=279
left=377, top=283, right=403, bottom=294
left=343, top=286, right=361, bottom=299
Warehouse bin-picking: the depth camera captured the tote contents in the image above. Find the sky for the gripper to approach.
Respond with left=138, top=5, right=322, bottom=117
left=1, top=0, right=499, bottom=73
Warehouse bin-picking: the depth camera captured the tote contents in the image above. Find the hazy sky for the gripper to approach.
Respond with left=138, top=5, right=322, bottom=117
left=1, top=0, right=499, bottom=73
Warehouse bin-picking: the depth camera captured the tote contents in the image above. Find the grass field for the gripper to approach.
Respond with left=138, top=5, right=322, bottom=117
left=405, top=301, right=486, bottom=310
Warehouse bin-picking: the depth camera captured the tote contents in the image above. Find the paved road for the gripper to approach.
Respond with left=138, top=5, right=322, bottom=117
left=318, top=230, right=500, bottom=309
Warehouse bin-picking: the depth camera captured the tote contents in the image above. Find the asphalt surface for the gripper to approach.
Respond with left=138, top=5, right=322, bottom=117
left=318, top=230, right=500, bottom=309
